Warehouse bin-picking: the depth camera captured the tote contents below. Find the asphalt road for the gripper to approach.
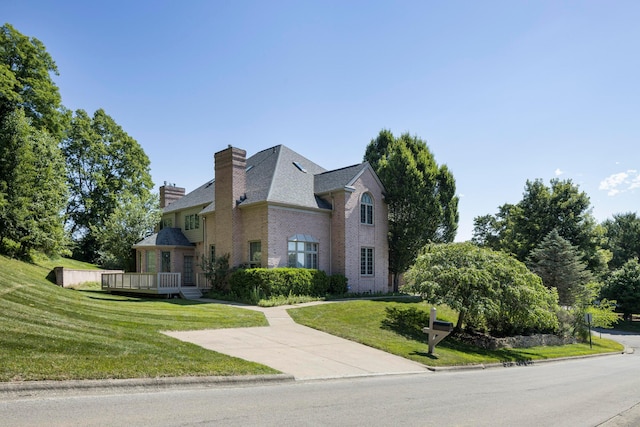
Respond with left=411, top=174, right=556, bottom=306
left=1, top=330, right=638, bottom=426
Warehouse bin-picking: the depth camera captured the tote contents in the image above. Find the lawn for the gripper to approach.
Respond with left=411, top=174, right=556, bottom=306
left=0, top=255, right=278, bottom=381
left=287, top=300, right=624, bottom=367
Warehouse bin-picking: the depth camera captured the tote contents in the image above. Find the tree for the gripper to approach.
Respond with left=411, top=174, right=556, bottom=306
left=472, top=178, right=607, bottom=275
left=94, top=192, right=160, bottom=271
left=601, top=212, right=640, bottom=270
left=601, top=258, right=640, bottom=321
left=403, top=243, right=559, bottom=336
left=0, top=23, right=66, bottom=139
left=364, top=130, right=459, bottom=291
left=0, top=109, right=67, bottom=257
left=62, top=108, right=153, bottom=262
left=527, top=229, right=593, bottom=306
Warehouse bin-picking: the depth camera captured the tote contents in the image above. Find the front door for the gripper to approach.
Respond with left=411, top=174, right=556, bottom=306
left=184, top=255, right=194, bottom=285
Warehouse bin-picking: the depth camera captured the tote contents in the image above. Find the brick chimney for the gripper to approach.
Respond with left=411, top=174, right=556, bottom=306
left=214, top=146, right=247, bottom=267
left=159, top=183, right=185, bottom=208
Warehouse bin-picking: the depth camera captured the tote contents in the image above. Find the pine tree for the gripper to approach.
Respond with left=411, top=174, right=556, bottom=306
left=527, top=229, right=592, bottom=306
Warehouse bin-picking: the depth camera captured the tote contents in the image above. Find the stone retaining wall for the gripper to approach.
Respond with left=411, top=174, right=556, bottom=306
left=457, top=332, right=577, bottom=349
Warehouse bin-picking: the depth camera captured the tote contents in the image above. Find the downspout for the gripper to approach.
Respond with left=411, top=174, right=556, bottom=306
left=329, top=193, right=333, bottom=275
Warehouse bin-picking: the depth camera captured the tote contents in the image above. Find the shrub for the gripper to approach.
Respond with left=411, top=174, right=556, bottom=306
left=328, top=274, right=348, bottom=295
left=228, top=268, right=333, bottom=300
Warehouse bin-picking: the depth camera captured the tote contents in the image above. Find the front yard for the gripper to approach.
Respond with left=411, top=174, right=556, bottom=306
left=288, top=300, right=624, bottom=367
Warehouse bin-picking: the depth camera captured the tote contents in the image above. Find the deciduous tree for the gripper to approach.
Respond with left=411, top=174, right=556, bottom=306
left=62, top=108, right=153, bottom=262
left=364, top=130, right=459, bottom=291
left=601, top=258, right=640, bottom=321
left=403, top=243, right=559, bottom=336
left=472, top=178, right=607, bottom=275
left=601, top=212, right=640, bottom=270
left=94, top=191, right=160, bottom=271
left=0, top=23, right=66, bottom=139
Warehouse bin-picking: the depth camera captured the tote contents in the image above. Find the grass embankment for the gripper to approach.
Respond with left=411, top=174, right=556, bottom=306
left=288, top=300, right=624, bottom=367
left=0, top=255, right=278, bottom=381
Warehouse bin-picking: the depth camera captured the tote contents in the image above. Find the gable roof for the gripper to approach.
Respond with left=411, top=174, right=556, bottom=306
left=164, top=145, right=381, bottom=215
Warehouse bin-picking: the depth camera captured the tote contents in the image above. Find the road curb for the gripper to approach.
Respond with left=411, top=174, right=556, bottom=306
left=0, top=374, right=295, bottom=395
left=426, top=349, right=628, bottom=372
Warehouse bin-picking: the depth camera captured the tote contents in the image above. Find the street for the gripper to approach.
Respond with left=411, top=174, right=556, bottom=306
left=1, top=331, right=638, bottom=426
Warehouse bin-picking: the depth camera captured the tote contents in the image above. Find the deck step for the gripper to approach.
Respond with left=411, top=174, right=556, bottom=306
left=179, top=287, right=203, bottom=300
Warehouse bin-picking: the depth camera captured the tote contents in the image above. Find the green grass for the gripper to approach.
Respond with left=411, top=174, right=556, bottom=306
left=288, top=300, right=624, bottom=367
left=0, top=255, right=278, bottom=381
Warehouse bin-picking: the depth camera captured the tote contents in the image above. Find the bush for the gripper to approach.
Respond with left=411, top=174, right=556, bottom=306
left=328, top=274, right=348, bottom=295
left=228, top=268, right=336, bottom=301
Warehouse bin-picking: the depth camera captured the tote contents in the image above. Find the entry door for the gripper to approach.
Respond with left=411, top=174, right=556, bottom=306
left=184, top=255, right=194, bottom=285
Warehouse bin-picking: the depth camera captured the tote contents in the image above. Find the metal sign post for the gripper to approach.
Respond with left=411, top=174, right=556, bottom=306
left=585, top=312, right=593, bottom=349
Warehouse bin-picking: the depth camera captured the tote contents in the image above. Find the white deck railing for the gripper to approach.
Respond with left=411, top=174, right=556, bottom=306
left=102, top=273, right=182, bottom=294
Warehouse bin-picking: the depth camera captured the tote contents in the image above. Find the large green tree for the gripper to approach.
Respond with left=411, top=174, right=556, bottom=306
left=601, top=258, right=640, bottom=321
left=62, top=108, right=153, bottom=262
left=0, top=23, right=66, bottom=139
left=403, top=243, right=559, bottom=336
left=0, top=109, right=67, bottom=257
left=364, top=130, right=458, bottom=291
left=472, top=178, right=607, bottom=275
left=94, top=191, right=160, bottom=271
left=601, top=212, right=640, bottom=270
left=527, top=229, right=592, bottom=306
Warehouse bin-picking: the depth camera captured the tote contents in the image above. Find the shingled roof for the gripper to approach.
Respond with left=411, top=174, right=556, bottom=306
left=165, top=145, right=374, bottom=215
left=133, top=228, right=195, bottom=248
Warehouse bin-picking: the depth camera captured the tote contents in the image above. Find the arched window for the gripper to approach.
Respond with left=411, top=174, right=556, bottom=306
left=360, top=193, right=374, bottom=225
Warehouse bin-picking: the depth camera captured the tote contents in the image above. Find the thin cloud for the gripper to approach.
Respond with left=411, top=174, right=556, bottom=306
left=555, top=168, right=564, bottom=176
left=599, top=170, right=639, bottom=196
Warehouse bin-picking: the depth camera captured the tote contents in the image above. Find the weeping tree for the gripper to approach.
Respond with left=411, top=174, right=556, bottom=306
left=364, top=130, right=458, bottom=291
left=404, top=243, right=559, bottom=336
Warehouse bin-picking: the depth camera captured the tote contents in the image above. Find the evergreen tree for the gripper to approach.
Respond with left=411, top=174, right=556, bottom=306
left=602, top=212, right=640, bottom=270
left=527, top=229, right=592, bottom=306
left=0, top=109, right=67, bottom=257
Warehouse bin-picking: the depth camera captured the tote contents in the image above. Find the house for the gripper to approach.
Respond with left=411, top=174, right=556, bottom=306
left=128, top=144, right=389, bottom=295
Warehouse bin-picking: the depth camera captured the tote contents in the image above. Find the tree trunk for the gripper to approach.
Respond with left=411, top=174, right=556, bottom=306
left=455, top=309, right=466, bottom=332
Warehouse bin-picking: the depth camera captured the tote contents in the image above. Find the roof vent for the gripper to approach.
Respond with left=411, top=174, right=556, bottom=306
left=293, top=161, right=307, bottom=173
left=246, top=165, right=254, bottom=172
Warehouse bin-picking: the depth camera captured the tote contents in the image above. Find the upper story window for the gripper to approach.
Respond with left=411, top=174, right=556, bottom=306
left=287, top=234, right=318, bottom=269
left=160, top=218, right=173, bottom=229
left=360, top=193, right=374, bottom=225
left=184, top=214, right=199, bottom=230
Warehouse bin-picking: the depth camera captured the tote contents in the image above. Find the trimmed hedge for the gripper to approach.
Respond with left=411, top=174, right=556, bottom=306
left=229, top=268, right=347, bottom=299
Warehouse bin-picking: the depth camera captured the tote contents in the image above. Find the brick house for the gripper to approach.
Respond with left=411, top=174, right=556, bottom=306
left=133, top=144, right=389, bottom=293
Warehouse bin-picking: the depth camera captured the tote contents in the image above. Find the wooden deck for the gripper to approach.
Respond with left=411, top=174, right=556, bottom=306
left=101, top=273, right=182, bottom=295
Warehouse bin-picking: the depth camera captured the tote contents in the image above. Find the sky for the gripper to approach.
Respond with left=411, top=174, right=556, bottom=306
left=4, top=1, right=639, bottom=241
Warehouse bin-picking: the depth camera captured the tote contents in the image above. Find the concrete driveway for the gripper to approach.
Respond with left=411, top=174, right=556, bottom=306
left=163, top=302, right=430, bottom=380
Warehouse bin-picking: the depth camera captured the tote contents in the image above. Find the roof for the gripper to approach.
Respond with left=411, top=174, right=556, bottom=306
left=133, top=228, right=195, bottom=248
left=163, top=144, right=379, bottom=215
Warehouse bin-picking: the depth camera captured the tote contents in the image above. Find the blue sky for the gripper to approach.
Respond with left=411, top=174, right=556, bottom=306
left=5, top=1, right=639, bottom=241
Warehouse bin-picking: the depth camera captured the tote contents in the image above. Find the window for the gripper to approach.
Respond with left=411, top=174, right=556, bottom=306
left=161, top=218, right=172, bottom=229
left=146, top=251, right=156, bottom=273
left=288, top=235, right=318, bottom=269
left=249, top=241, right=262, bottom=268
left=161, top=251, right=171, bottom=272
left=184, top=214, right=199, bottom=230
left=360, top=193, right=374, bottom=225
left=209, top=244, right=216, bottom=261
left=361, top=247, right=374, bottom=276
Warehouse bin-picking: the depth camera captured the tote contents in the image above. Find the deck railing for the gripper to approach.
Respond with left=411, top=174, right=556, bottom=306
left=102, top=272, right=182, bottom=294
left=195, top=272, right=213, bottom=290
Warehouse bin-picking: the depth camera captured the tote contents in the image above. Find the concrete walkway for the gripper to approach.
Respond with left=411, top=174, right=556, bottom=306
left=163, top=302, right=430, bottom=380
